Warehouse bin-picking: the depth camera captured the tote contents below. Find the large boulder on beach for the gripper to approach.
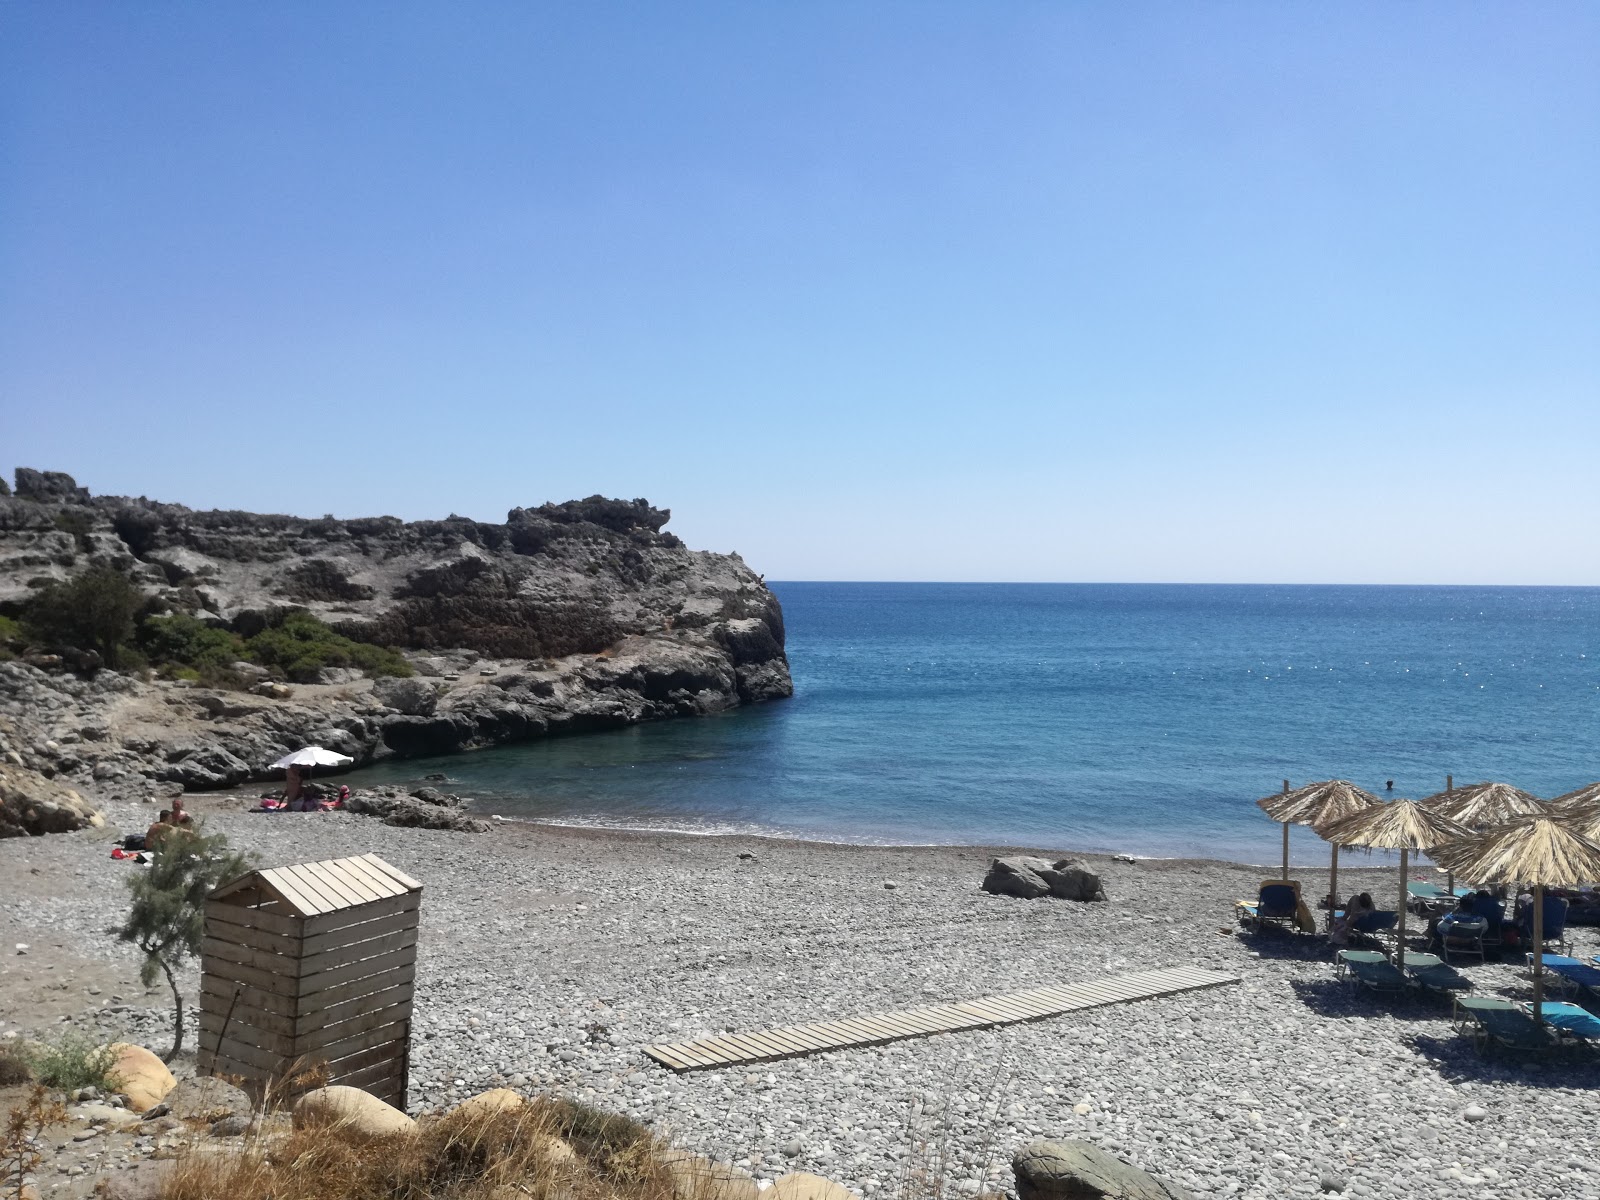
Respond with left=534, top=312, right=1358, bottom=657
left=981, top=857, right=1053, bottom=899
left=660, top=1150, right=761, bottom=1200
left=982, top=856, right=1106, bottom=901
left=0, top=765, right=104, bottom=837
left=293, top=1085, right=416, bottom=1139
left=1037, top=858, right=1107, bottom=902
left=1014, top=1140, right=1192, bottom=1200
left=769, top=1174, right=856, bottom=1200
left=451, top=1087, right=524, bottom=1121
left=105, top=1043, right=176, bottom=1113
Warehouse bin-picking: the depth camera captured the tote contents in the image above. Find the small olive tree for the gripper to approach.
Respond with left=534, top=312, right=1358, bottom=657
left=119, top=828, right=254, bottom=1062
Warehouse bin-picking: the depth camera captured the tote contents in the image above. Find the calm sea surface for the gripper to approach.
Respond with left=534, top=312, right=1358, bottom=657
left=348, top=584, right=1600, bottom=863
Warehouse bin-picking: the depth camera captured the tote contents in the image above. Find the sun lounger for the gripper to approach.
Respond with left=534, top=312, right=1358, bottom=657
left=1348, top=909, right=1398, bottom=948
left=1525, top=1001, right=1600, bottom=1046
left=1526, top=954, right=1600, bottom=1000
left=1521, top=894, right=1571, bottom=956
left=1455, top=996, right=1559, bottom=1056
left=1400, top=952, right=1472, bottom=996
left=1236, top=882, right=1306, bottom=934
left=1439, top=916, right=1488, bottom=964
left=1452, top=994, right=1515, bottom=1034
left=1336, top=949, right=1408, bottom=995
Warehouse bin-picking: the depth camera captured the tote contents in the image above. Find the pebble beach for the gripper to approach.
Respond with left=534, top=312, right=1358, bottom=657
left=4, top=792, right=1600, bottom=1200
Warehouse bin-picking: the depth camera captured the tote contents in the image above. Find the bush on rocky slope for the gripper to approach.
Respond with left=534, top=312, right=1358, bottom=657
left=21, top=567, right=143, bottom=667
left=245, top=610, right=412, bottom=681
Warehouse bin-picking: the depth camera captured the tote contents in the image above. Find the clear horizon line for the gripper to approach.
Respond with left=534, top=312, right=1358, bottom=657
left=763, top=579, right=1600, bottom=589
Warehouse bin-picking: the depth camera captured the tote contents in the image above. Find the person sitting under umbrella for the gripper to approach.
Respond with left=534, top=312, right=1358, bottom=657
left=283, top=764, right=306, bottom=808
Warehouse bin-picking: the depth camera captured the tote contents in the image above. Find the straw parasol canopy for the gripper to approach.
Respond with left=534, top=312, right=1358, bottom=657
left=1433, top=816, right=1600, bottom=1025
left=1557, top=806, right=1600, bottom=843
left=1418, top=780, right=1545, bottom=828
left=1316, top=799, right=1472, bottom=966
left=1549, top=782, right=1600, bottom=813
left=1257, top=780, right=1383, bottom=926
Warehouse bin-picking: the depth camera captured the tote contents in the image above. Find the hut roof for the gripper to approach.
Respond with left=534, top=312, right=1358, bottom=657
left=1433, top=816, right=1600, bottom=888
left=1417, top=781, right=1544, bottom=827
left=1257, top=780, right=1383, bottom=827
left=1315, top=798, right=1471, bottom=851
left=210, top=852, right=422, bottom=917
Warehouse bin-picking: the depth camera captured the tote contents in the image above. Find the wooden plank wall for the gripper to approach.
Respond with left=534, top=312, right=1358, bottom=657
left=198, top=888, right=420, bottom=1108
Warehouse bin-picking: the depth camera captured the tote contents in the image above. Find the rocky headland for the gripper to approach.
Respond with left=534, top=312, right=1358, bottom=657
left=0, top=468, right=791, bottom=820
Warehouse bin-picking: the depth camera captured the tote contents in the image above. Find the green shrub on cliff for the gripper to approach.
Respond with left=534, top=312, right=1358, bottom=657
left=22, top=567, right=142, bottom=667
left=0, top=615, right=21, bottom=661
left=245, top=611, right=412, bottom=682
left=137, top=612, right=243, bottom=670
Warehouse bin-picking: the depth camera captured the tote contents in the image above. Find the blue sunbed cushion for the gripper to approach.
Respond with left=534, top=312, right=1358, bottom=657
left=1549, top=963, right=1600, bottom=989
left=1531, top=1002, right=1600, bottom=1039
left=1528, top=953, right=1583, bottom=969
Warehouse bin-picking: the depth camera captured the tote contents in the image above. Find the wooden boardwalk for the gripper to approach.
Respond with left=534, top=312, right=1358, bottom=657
left=643, top=964, right=1238, bottom=1072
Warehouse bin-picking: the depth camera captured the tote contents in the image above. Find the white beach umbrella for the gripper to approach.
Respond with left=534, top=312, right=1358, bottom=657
left=268, top=746, right=354, bottom=770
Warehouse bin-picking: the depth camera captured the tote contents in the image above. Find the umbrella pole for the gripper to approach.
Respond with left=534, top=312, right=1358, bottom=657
left=1327, top=843, right=1339, bottom=932
left=1443, top=776, right=1455, bottom=895
left=1280, top=780, right=1290, bottom=881
left=1532, top=884, right=1545, bottom=1026
left=1396, top=847, right=1409, bottom=967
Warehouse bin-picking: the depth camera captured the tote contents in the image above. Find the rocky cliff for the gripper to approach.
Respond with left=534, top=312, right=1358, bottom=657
left=0, top=469, right=791, bottom=798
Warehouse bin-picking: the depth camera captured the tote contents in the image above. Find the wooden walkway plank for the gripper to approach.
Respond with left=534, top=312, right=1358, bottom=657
left=643, top=965, right=1238, bottom=1073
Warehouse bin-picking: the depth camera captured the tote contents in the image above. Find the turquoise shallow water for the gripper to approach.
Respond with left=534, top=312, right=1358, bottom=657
left=347, top=583, right=1600, bottom=863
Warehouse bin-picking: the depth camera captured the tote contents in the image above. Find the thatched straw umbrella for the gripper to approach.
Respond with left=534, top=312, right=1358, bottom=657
left=1418, top=780, right=1545, bottom=892
left=1258, top=780, right=1383, bottom=927
left=1556, top=806, right=1600, bottom=842
left=1419, top=780, right=1545, bottom=827
left=1550, top=782, right=1600, bottom=813
left=1316, top=800, right=1471, bottom=966
left=1434, top=816, right=1600, bottom=1025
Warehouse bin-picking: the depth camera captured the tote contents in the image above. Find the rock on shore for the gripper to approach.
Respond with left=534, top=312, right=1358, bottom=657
left=0, top=763, right=105, bottom=837
left=0, top=469, right=792, bottom=797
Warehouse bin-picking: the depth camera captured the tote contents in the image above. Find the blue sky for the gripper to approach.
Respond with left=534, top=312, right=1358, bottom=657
left=3, top=4, right=1596, bottom=584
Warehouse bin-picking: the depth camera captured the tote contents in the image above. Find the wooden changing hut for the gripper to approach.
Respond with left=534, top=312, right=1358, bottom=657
left=197, top=853, right=422, bottom=1107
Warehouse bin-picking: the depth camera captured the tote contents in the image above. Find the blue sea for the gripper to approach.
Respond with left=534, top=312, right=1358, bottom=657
left=348, top=584, right=1600, bottom=864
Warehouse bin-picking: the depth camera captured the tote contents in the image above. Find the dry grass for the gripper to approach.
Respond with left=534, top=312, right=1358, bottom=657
left=893, top=1063, right=1009, bottom=1200
left=5, top=1086, right=67, bottom=1200
left=158, top=1094, right=675, bottom=1200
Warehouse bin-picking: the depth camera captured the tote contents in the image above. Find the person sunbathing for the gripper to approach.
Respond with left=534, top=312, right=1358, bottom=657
left=144, top=810, right=176, bottom=850
left=1330, top=893, right=1375, bottom=945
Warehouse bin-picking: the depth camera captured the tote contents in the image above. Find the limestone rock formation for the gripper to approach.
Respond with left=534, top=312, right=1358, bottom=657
left=104, top=1043, right=177, bottom=1113
left=1014, top=1139, right=1193, bottom=1200
left=0, top=471, right=791, bottom=710
left=0, top=469, right=792, bottom=788
left=660, top=1150, right=762, bottom=1200
left=769, top=1173, right=858, bottom=1200
left=0, top=764, right=104, bottom=837
left=293, top=1084, right=417, bottom=1139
